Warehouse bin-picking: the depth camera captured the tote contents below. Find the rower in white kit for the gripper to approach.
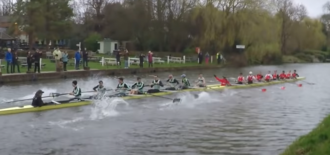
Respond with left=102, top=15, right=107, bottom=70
left=195, top=74, right=206, bottom=87
left=165, top=74, right=180, bottom=90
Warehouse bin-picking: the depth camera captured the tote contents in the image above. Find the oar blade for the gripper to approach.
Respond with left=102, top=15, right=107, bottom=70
left=173, top=98, right=181, bottom=103
left=50, top=93, right=60, bottom=97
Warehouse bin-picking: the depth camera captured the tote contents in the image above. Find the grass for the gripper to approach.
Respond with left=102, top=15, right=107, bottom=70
left=282, top=55, right=305, bottom=63
left=0, top=57, right=218, bottom=74
left=281, top=114, right=330, bottom=155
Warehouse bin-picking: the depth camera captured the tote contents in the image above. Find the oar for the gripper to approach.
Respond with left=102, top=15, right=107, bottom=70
left=49, top=91, right=96, bottom=97
left=300, top=80, right=315, bottom=85
left=1, top=95, right=53, bottom=104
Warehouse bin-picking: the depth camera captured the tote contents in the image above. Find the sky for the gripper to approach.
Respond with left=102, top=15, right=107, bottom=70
left=294, top=0, right=328, bottom=18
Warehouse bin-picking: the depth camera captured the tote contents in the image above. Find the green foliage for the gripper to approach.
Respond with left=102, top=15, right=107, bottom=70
left=83, top=33, right=101, bottom=52
left=295, top=53, right=313, bottom=62
left=183, top=48, right=196, bottom=55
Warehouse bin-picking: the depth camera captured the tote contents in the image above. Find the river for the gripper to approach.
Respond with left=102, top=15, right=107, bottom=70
left=0, top=63, right=329, bottom=155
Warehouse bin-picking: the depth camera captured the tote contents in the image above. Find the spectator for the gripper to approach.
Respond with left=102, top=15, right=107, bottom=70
left=34, top=49, right=41, bottom=73
left=198, top=50, right=203, bottom=64
left=5, top=48, right=12, bottom=73
left=116, top=51, right=121, bottom=66
left=205, top=52, right=210, bottom=64
left=27, top=51, right=33, bottom=72
left=216, top=52, right=221, bottom=64
left=53, top=47, right=62, bottom=71
left=82, top=48, right=88, bottom=68
left=123, top=50, right=129, bottom=69
left=75, top=50, right=81, bottom=70
left=62, top=51, right=68, bottom=71
left=12, top=51, right=20, bottom=73
left=148, top=51, right=153, bottom=68
left=139, top=53, right=144, bottom=68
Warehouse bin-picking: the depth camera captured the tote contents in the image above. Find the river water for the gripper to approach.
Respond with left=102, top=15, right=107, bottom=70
left=0, top=63, right=329, bottom=155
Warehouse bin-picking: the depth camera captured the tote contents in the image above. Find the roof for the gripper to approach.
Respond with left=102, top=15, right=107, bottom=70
left=0, top=16, right=10, bottom=23
left=0, top=31, right=14, bottom=40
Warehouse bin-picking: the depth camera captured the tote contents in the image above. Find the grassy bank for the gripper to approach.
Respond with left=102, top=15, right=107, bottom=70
left=281, top=114, right=330, bottom=155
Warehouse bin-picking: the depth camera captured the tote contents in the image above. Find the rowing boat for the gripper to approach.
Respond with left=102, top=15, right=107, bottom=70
left=0, top=77, right=305, bottom=115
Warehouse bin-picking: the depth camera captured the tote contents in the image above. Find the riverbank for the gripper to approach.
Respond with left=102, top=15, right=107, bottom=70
left=0, top=65, right=222, bottom=84
left=281, top=114, right=330, bottom=155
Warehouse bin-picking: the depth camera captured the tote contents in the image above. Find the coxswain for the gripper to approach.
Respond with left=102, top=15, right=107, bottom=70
left=69, top=80, right=82, bottom=101
left=147, top=75, right=164, bottom=93
left=196, top=74, right=206, bottom=87
left=279, top=71, right=286, bottom=79
left=272, top=70, right=279, bottom=80
left=214, top=75, right=231, bottom=86
left=292, top=70, right=299, bottom=79
left=116, top=77, right=130, bottom=96
left=32, top=90, right=46, bottom=107
left=286, top=70, right=292, bottom=79
left=92, top=80, right=106, bottom=99
left=256, top=72, right=263, bottom=82
left=264, top=71, right=273, bottom=82
left=246, top=71, right=257, bottom=84
left=237, top=73, right=244, bottom=84
left=180, top=74, right=191, bottom=89
left=130, top=77, right=145, bottom=94
left=165, top=74, right=180, bottom=90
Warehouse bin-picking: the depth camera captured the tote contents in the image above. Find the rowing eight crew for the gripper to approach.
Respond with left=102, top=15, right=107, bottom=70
left=236, top=70, right=299, bottom=84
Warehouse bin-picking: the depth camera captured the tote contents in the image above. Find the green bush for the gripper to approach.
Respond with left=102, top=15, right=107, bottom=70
left=295, top=53, right=313, bottom=62
left=84, top=33, right=102, bottom=52
left=183, top=47, right=196, bottom=55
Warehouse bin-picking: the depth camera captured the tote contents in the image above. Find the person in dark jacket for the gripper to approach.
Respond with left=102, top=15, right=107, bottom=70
left=34, top=49, right=41, bottom=73
left=32, top=90, right=45, bottom=107
left=27, top=51, right=34, bottom=72
left=116, top=51, right=121, bottom=66
left=74, top=50, right=81, bottom=70
left=198, top=51, right=203, bottom=64
left=12, top=51, right=20, bottom=73
left=5, top=48, right=12, bottom=73
left=82, top=48, right=88, bottom=68
left=139, top=53, right=144, bottom=68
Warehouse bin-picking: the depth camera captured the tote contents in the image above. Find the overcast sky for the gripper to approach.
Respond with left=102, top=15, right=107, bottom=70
left=294, top=0, right=328, bottom=18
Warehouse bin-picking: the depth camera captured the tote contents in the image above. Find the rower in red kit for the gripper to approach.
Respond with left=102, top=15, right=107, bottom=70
left=214, top=75, right=231, bottom=86
left=256, top=72, right=263, bottom=82
left=286, top=70, right=292, bottom=79
left=279, top=71, right=286, bottom=79
left=246, top=71, right=257, bottom=84
left=292, top=70, right=299, bottom=79
left=272, top=70, right=278, bottom=80
left=237, top=73, right=245, bottom=84
left=264, top=71, right=273, bottom=82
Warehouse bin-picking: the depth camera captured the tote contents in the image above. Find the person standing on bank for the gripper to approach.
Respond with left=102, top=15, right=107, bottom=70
left=139, top=53, right=144, bottom=68
left=82, top=48, right=88, bottom=68
left=27, top=51, right=34, bottom=72
left=216, top=52, right=221, bottom=64
left=116, top=50, right=121, bottom=66
left=62, top=51, right=68, bottom=71
left=33, top=49, right=41, bottom=73
left=53, top=47, right=62, bottom=71
left=75, top=50, right=81, bottom=70
left=205, top=52, right=210, bottom=64
left=148, top=51, right=153, bottom=68
left=198, top=50, right=203, bottom=64
left=12, top=51, right=20, bottom=73
left=5, top=48, right=12, bottom=73
left=123, top=49, right=129, bottom=69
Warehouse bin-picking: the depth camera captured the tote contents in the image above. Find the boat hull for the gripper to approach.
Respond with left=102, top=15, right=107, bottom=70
left=0, top=77, right=305, bottom=115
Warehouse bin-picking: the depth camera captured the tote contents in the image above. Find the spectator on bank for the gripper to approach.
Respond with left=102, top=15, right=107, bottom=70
left=53, top=47, right=62, bottom=71
left=148, top=51, right=153, bottom=68
left=198, top=50, right=203, bottom=64
left=27, top=51, right=34, bottom=72
left=82, top=48, right=88, bottom=68
left=205, top=52, right=210, bottom=64
left=116, top=51, right=121, bottom=66
left=5, top=48, right=12, bottom=73
left=34, top=49, right=42, bottom=73
left=216, top=52, right=221, bottom=64
left=123, top=50, right=129, bottom=69
left=12, top=51, right=20, bottom=73
left=139, top=53, right=144, bottom=68
left=75, top=50, right=81, bottom=70
left=62, top=51, right=68, bottom=71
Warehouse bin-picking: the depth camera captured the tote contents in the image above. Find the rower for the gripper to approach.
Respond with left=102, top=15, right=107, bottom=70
left=264, top=71, right=273, bottom=82
left=148, top=75, right=164, bottom=93
left=32, top=90, right=46, bottom=107
left=256, top=72, right=263, bottom=82
left=180, top=74, right=191, bottom=89
left=196, top=74, right=206, bottom=87
left=286, top=70, right=292, bottom=79
left=130, top=77, right=145, bottom=94
left=237, top=73, right=244, bottom=84
left=116, top=77, right=130, bottom=96
left=292, top=70, right=299, bottom=79
left=92, top=80, right=106, bottom=99
left=246, top=71, right=256, bottom=84
left=279, top=71, right=286, bottom=80
left=214, top=75, right=231, bottom=86
left=69, top=80, right=82, bottom=101
left=272, top=70, right=278, bottom=80
left=165, top=74, right=180, bottom=90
